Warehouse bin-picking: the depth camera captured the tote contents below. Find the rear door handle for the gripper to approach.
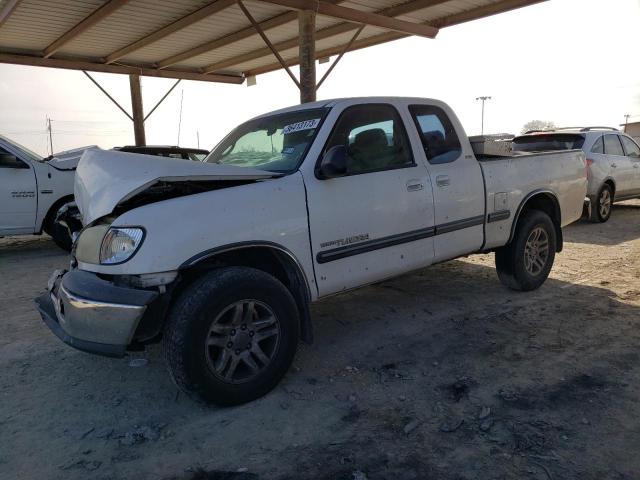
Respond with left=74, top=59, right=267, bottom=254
left=436, top=175, right=450, bottom=187
left=634, top=163, right=639, bottom=168
left=406, top=179, right=423, bottom=192
left=611, top=163, right=617, bottom=168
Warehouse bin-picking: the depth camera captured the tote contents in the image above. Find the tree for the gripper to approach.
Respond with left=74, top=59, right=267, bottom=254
left=521, top=120, right=556, bottom=134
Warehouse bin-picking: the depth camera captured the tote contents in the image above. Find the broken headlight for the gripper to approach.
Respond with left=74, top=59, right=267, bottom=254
left=100, top=227, right=145, bottom=265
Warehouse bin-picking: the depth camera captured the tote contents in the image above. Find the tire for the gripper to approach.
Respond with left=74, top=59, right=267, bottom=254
left=49, top=220, right=73, bottom=252
left=495, top=210, right=556, bottom=291
left=589, top=184, right=613, bottom=223
left=163, top=266, right=299, bottom=406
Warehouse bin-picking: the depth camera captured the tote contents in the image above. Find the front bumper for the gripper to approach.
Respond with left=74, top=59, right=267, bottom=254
left=34, top=269, right=158, bottom=357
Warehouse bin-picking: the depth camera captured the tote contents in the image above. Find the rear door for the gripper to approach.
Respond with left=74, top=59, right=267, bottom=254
left=408, top=104, right=484, bottom=262
left=619, top=135, right=640, bottom=195
left=603, top=134, right=633, bottom=195
left=0, top=147, right=37, bottom=234
left=304, top=102, right=435, bottom=297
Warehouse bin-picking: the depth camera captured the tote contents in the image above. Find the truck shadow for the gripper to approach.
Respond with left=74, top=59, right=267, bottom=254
left=564, top=199, right=640, bottom=246
left=7, top=253, right=640, bottom=479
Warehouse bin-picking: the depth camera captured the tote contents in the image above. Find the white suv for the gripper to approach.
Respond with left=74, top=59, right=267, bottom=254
left=513, top=127, right=640, bottom=222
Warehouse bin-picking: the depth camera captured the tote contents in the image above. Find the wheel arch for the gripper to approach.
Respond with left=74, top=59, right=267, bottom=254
left=39, top=194, right=74, bottom=234
left=601, top=178, right=616, bottom=199
left=509, top=190, right=563, bottom=252
left=176, top=242, right=314, bottom=344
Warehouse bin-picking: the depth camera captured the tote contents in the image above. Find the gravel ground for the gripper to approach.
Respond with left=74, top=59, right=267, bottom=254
left=2, top=201, right=640, bottom=480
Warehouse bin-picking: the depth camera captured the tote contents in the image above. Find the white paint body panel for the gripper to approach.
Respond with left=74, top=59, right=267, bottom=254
left=0, top=137, right=75, bottom=235
left=72, top=97, right=588, bottom=301
left=78, top=173, right=317, bottom=295
left=480, top=151, right=587, bottom=250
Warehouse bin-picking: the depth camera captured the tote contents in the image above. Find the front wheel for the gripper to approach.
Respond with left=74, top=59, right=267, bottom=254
left=163, top=267, right=299, bottom=406
left=49, top=220, right=73, bottom=252
left=495, top=210, right=556, bottom=291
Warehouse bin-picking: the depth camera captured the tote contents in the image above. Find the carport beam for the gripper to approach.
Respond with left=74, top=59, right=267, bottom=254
left=129, top=74, right=146, bottom=146
left=298, top=9, right=316, bottom=103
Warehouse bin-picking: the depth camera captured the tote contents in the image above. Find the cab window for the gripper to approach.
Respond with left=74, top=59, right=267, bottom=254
left=323, top=104, right=414, bottom=175
left=409, top=105, right=462, bottom=164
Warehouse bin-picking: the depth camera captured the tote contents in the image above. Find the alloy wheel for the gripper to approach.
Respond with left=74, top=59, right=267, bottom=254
left=204, top=300, right=280, bottom=384
left=523, top=226, right=550, bottom=276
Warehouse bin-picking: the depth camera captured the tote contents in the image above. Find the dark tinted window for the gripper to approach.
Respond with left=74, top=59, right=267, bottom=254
left=591, top=136, right=604, bottom=154
left=324, top=104, right=413, bottom=175
left=409, top=105, right=462, bottom=164
left=603, top=134, right=624, bottom=156
left=620, top=135, right=640, bottom=158
left=512, top=134, right=585, bottom=152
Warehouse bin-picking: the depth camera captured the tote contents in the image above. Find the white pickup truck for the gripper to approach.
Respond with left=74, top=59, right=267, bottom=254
left=36, top=97, right=587, bottom=406
left=0, top=135, right=91, bottom=250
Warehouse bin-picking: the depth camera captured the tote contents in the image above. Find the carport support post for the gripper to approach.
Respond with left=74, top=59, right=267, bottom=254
left=298, top=9, right=316, bottom=104
left=129, top=74, right=146, bottom=146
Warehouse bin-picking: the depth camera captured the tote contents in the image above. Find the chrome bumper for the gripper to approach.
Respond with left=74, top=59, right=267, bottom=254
left=35, top=269, right=158, bottom=357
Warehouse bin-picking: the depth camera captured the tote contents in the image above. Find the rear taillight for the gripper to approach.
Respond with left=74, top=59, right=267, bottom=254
left=585, top=158, right=594, bottom=179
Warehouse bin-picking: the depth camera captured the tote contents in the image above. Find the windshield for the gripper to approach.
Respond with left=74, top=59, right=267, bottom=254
left=0, top=134, right=43, bottom=162
left=512, top=133, right=585, bottom=152
left=204, top=108, right=328, bottom=173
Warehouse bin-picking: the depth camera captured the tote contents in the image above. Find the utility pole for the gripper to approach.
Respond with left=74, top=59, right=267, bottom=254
left=46, top=116, right=54, bottom=155
left=624, top=114, right=631, bottom=132
left=177, top=89, right=184, bottom=146
left=476, top=96, right=492, bottom=135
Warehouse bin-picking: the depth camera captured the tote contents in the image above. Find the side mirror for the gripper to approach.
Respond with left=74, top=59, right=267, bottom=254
left=0, top=153, right=28, bottom=169
left=317, top=145, right=347, bottom=179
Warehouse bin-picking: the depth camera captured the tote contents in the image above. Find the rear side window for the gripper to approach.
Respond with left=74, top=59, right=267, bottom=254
left=324, top=104, right=414, bottom=175
left=620, top=135, right=640, bottom=158
left=409, top=105, right=462, bottom=164
left=591, top=137, right=604, bottom=154
left=603, top=134, right=624, bottom=156
left=512, top=134, right=585, bottom=152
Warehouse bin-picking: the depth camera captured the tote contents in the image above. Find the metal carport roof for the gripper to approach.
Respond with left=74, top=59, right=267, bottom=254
left=0, top=0, right=546, bottom=145
left=0, top=0, right=545, bottom=83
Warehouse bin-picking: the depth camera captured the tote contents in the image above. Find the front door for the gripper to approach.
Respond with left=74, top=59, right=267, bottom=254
left=0, top=148, right=37, bottom=234
left=304, top=103, right=435, bottom=297
left=408, top=104, right=485, bottom=262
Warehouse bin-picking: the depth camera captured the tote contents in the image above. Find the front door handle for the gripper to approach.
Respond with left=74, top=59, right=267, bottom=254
left=611, top=163, right=617, bottom=168
left=406, top=179, right=423, bottom=192
left=436, top=175, right=450, bottom=187
left=634, top=163, right=639, bottom=169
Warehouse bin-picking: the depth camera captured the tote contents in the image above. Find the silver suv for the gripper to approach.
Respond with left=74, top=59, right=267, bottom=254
left=513, top=127, right=640, bottom=222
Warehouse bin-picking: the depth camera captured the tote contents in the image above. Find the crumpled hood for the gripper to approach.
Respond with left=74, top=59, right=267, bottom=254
left=75, top=148, right=277, bottom=224
left=48, top=145, right=99, bottom=170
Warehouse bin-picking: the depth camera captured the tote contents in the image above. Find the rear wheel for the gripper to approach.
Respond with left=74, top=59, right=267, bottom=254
left=590, top=184, right=613, bottom=223
left=163, top=267, right=299, bottom=406
left=495, top=210, right=556, bottom=291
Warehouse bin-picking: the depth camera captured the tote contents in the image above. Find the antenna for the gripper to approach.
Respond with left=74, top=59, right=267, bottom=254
left=197, top=130, right=200, bottom=149
left=46, top=116, right=54, bottom=155
left=177, top=89, right=184, bottom=146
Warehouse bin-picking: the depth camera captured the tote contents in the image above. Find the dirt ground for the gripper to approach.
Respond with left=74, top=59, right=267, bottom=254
left=2, top=201, right=640, bottom=480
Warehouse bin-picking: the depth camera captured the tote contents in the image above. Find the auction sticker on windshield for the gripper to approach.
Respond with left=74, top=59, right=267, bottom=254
left=283, top=118, right=321, bottom=134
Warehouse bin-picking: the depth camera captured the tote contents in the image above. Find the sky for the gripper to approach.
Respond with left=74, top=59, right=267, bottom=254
left=0, top=0, right=639, bottom=156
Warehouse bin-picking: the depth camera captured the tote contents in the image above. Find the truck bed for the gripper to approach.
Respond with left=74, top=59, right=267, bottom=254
left=478, top=149, right=587, bottom=250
